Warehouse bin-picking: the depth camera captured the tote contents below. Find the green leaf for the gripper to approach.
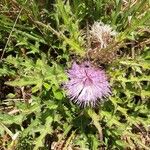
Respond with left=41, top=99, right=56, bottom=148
left=33, top=116, right=53, bottom=150
left=53, top=91, right=63, bottom=100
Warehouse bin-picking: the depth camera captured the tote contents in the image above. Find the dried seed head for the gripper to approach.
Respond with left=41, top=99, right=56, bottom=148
left=90, top=21, right=117, bottom=49
left=87, top=21, right=118, bottom=65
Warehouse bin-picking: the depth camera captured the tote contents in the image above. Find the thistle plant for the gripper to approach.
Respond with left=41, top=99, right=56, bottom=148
left=65, top=61, right=111, bottom=107
left=0, top=0, right=150, bottom=150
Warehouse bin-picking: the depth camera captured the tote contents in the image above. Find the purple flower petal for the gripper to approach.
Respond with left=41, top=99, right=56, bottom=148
left=64, top=62, right=111, bottom=107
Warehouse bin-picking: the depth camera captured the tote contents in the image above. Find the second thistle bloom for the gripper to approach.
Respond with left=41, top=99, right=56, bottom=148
left=65, top=62, right=111, bottom=107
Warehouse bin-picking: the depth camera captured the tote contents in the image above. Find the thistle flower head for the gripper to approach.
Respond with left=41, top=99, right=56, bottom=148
left=90, top=21, right=117, bottom=49
left=64, top=62, right=111, bottom=107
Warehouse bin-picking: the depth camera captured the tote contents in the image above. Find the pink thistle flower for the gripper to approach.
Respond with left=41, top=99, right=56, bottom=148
left=65, top=62, right=111, bottom=107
